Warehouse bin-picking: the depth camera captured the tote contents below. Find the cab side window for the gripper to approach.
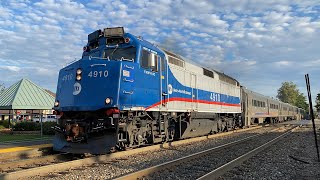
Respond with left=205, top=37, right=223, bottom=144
left=141, top=50, right=149, bottom=68
left=140, top=49, right=158, bottom=72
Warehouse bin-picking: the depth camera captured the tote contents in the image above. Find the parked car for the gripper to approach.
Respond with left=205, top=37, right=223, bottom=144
left=33, top=115, right=57, bottom=123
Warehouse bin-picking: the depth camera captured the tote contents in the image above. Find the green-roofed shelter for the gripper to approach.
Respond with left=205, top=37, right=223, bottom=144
left=0, top=79, right=55, bottom=127
left=0, top=78, right=55, bottom=110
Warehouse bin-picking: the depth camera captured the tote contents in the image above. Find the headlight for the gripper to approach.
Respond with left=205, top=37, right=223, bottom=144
left=54, top=101, right=59, bottom=107
left=105, top=98, right=112, bottom=104
left=76, top=68, right=82, bottom=75
left=76, top=75, right=82, bottom=81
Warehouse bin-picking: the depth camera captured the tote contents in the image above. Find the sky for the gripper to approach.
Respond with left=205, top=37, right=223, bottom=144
left=0, top=0, right=320, bottom=102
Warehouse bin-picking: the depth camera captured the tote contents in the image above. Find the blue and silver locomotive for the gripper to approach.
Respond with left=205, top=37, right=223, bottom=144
left=53, top=27, right=289, bottom=154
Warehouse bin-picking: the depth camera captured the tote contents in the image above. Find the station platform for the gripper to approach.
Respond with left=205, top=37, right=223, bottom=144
left=0, top=138, right=52, bottom=154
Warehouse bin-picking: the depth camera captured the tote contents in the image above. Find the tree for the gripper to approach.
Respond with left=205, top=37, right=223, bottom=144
left=315, top=93, right=320, bottom=112
left=277, top=81, right=299, bottom=105
left=296, top=93, right=309, bottom=111
left=277, top=81, right=308, bottom=111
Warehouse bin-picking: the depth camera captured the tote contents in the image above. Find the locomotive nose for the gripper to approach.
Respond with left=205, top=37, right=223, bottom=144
left=55, top=60, right=121, bottom=111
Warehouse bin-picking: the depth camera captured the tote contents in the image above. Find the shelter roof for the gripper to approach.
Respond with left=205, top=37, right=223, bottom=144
left=0, top=79, right=55, bottom=110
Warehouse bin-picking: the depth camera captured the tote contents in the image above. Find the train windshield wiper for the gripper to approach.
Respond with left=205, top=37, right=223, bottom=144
left=103, top=45, right=136, bottom=61
left=107, top=44, right=119, bottom=60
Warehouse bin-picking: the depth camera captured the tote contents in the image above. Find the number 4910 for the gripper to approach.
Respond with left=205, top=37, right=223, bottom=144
left=88, top=70, right=108, bottom=78
left=210, top=92, right=220, bottom=101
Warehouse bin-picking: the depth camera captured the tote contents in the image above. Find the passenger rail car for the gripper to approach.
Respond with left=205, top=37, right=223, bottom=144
left=52, top=27, right=302, bottom=154
left=241, top=88, right=302, bottom=126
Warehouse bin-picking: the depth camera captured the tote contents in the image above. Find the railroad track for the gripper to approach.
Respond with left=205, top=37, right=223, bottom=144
left=0, top=126, right=263, bottom=180
left=114, top=125, right=298, bottom=180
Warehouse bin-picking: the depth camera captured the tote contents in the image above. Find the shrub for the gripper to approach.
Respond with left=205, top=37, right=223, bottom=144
left=13, top=122, right=41, bottom=131
left=12, top=121, right=56, bottom=135
left=42, top=122, right=57, bottom=135
left=0, top=120, right=10, bottom=128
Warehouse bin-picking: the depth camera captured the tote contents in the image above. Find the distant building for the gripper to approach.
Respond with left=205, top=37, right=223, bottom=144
left=0, top=79, right=55, bottom=123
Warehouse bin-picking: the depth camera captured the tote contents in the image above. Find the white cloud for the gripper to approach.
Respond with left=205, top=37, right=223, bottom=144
left=275, top=61, right=292, bottom=66
left=198, top=14, right=229, bottom=28
left=0, top=6, right=13, bottom=19
left=247, top=32, right=264, bottom=41
left=0, top=65, right=20, bottom=72
left=0, top=0, right=319, bottom=100
left=264, top=12, right=293, bottom=24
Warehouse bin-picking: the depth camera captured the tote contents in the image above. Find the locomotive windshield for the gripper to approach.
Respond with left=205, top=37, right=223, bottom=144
left=103, top=46, right=136, bottom=61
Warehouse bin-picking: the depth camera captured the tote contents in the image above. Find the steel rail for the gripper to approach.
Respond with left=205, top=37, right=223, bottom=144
left=0, top=126, right=262, bottom=180
left=114, top=133, right=265, bottom=180
left=197, top=126, right=299, bottom=180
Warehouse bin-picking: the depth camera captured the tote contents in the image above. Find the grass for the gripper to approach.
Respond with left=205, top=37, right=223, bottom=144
left=0, top=134, right=52, bottom=143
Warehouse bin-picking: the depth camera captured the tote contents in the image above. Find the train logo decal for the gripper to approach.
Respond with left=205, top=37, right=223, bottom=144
left=123, top=70, right=130, bottom=77
left=172, top=88, right=191, bottom=95
left=73, top=82, right=82, bottom=95
left=168, top=84, right=173, bottom=94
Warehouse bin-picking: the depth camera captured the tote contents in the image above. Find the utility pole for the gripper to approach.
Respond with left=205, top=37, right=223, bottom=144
left=305, top=74, right=320, bottom=162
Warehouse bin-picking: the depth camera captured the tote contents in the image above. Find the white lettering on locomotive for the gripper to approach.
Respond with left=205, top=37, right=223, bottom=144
left=144, top=70, right=155, bottom=76
left=172, top=88, right=191, bottom=95
left=88, top=70, right=108, bottom=78
left=210, top=92, right=220, bottom=101
left=62, top=74, right=73, bottom=81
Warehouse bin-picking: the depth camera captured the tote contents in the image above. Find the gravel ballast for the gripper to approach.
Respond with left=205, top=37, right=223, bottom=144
left=221, top=126, right=320, bottom=180
left=148, top=130, right=287, bottom=180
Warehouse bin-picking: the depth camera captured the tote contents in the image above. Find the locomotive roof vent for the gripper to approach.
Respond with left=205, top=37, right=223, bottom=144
left=104, top=27, right=124, bottom=37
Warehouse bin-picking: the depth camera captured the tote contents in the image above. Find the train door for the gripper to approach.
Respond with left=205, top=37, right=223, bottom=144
left=160, top=56, right=168, bottom=110
left=191, top=74, right=197, bottom=110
